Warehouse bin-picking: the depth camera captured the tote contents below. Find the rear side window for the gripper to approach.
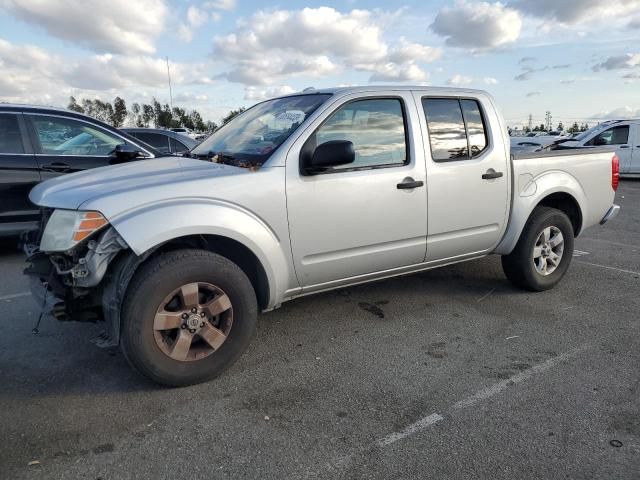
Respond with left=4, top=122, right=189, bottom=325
left=314, top=98, right=408, bottom=170
left=170, top=137, right=189, bottom=154
left=422, top=98, right=489, bottom=161
left=0, top=114, right=25, bottom=154
left=460, top=100, right=488, bottom=157
left=135, top=132, right=170, bottom=154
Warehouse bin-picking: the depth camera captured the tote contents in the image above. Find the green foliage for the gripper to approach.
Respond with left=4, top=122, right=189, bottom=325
left=67, top=96, right=231, bottom=132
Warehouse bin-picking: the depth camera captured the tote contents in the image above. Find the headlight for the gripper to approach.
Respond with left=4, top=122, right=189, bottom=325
left=40, top=210, right=109, bottom=252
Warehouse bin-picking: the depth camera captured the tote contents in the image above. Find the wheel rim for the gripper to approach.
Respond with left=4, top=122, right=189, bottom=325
left=152, top=282, right=233, bottom=362
left=532, top=226, right=564, bottom=276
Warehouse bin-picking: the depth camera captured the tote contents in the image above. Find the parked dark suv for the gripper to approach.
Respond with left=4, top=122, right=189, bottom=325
left=0, top=104, right=161, bottom=237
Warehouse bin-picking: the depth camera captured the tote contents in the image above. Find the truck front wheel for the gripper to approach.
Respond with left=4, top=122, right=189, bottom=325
left=120, top=249, right=257, bottom=387
left=501, top=207, right=574, bottom=291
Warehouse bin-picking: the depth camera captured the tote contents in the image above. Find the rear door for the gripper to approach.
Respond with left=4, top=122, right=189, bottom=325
left=0, top=112, right=40, bottom=233
left=414, top=94, right=510, bottom=261
left=630, top=123, right=640, bottom=174
left=26, top=113, right=130, bottom=178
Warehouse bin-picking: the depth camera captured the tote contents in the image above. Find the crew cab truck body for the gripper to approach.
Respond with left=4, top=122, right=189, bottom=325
left=25, top=86, right=620, bottom=386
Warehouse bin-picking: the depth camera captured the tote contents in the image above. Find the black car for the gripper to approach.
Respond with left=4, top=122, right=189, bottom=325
left=121, top=128, right=199, bottom=155
left=0, top=104, right=162, bottom=237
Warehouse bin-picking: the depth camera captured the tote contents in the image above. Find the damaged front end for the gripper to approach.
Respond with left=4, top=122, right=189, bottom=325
left=24, top=211, right=130, bottom=336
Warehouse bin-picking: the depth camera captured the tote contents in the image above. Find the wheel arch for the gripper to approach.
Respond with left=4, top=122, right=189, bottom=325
left=494, top=170, right=587, bottom=255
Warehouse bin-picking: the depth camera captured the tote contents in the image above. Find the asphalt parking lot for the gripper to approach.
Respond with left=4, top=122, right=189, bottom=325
left=1, top=181, right=639, bottom=480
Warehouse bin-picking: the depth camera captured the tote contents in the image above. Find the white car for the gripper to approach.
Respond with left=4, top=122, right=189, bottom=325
left=556, top=119, right=640, bottom=174
left=170, top=127, right=198, bottom=139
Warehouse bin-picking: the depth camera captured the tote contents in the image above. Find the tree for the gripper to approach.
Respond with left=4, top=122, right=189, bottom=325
left=557, top=122, right=564, bottom=132
left=222, top=107, right=246, bottom=125
left=112, top=96, right=127, bottom=127
left=68, top=96, right=85, bottom=113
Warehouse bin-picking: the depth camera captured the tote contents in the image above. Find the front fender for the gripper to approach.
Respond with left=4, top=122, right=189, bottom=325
left=494, top=170, right=587, bottom=255
left=104, top=197, right=292, bottom=310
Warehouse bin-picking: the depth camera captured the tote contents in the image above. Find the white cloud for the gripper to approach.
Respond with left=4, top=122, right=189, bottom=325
left=0, top=0, right=167, bottom=54
left=204, top=0, right=236, bottom=11
left=177, top=24, right=193, bottom=43
left=0, top=38, right=213, bottom=106
left=590, top=106, right=640, bottom=119
left=592, top=53, right=640, bottom=71
left=187, top=6, right=209, bottom=27
left=431, top=1, right=522, bottom=50
left=212, top=7, right=439, bottom=86
left=511, top=0, right=640, bottom=25
left=244, top=85, right=296, bottom=101
left=484, top=77, right=499, bottom=85
left=371, top=63, right=429, bottom=82
left=178, top=5, right=211, bottom=43
left=447, top=74, right=473, bottom=85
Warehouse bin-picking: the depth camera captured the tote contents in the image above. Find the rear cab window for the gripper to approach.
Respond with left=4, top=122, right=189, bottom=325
left=422, top=97, right=489, bottom=161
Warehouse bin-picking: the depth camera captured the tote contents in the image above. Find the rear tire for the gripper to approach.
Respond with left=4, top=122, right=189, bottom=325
left=501, top=207, right=574, bottom=291
left=120, top=249, right=257, bottom=387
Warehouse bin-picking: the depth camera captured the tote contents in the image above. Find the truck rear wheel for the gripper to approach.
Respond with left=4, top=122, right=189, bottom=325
left=120, top=249, right=257, bottom=387
left=501, top=207, right=574, bottom=291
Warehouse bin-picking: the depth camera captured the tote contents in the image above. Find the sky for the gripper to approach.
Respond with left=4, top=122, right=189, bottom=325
left=0, top=0, right=639, bottom=128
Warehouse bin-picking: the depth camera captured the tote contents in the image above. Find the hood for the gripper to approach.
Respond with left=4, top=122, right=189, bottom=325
left=30, top=156, right=249, bottom=211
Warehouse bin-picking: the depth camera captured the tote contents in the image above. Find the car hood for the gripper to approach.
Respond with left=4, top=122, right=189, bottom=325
left=30, top=156, right=250, bottom=212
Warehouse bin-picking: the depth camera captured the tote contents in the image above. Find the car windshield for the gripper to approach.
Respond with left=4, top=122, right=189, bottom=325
left=574, top=122, right=614, bottom=142
left=191, top=94, right=331, bottom=169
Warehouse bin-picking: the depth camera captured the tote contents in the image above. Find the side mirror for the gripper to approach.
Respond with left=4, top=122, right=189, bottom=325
left=303, top=140, right=355, bottom=174
left=110, top=144, right=146, bottom=164
left=593, top=137, right=607, bottom=146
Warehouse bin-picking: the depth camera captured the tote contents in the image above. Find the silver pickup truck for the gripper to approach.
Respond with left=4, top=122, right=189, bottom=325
left=26, top=86, right=620, bottom=386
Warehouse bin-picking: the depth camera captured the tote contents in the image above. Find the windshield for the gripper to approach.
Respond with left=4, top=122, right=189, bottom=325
left=191, top=94, right=331, bottom=168
left=574, top=122, right=615, bottom=142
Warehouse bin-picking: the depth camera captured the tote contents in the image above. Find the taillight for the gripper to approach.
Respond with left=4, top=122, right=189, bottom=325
left=612, top=154, right=620, bottom=192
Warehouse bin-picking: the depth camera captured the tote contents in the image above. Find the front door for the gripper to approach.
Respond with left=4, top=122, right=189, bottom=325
left=586, top=124, right=633, bottom=173
left=26, top=114, right=126, bottom=179
left=286, top=94, right=428, bottom=289
left=415, top=94, right=510, bottom=261
left=0, top=112, right=40, bottom=234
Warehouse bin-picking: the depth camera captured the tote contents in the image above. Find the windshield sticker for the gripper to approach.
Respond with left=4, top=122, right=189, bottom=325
left=275, top=110, right=306, bottom=125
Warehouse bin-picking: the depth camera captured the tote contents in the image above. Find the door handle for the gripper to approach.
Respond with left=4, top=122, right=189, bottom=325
left=397, top=177, right=424, bottom=189
left=482, top=169, right=503, bottom=180
left=41, top=162, right=71, bottom=172
left=619, top=145, right=630, bottom=149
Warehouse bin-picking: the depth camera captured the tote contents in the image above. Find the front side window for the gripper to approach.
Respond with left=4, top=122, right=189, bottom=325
left=192, top=94, right=331, bottom=169
left=0, top=114, right=25, bottom=154
left=586, top=126, right=629, bottom=146
left=423, top=98, right=490, bottom=161
left=313, top=98, right=407, bottom=170
left=31, top=116, right=122, bottom=156
left=170, top=137, right=190, bottom=154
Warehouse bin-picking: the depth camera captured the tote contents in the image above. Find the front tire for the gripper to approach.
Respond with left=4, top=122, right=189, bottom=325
left=120, top=249, right=257, bottom=387
left=501, top=207, right=574, bottom=291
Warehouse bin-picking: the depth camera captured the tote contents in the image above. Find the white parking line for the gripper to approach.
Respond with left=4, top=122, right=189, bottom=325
left=452, top=346, right=588, bottom=410
left=0, top=291, right=31, bottom=301
left=575, top=261, right=640, bottom=276
left=376, top=414, right=444, bottom=447
left=375, top=345, right=588, bottom=447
